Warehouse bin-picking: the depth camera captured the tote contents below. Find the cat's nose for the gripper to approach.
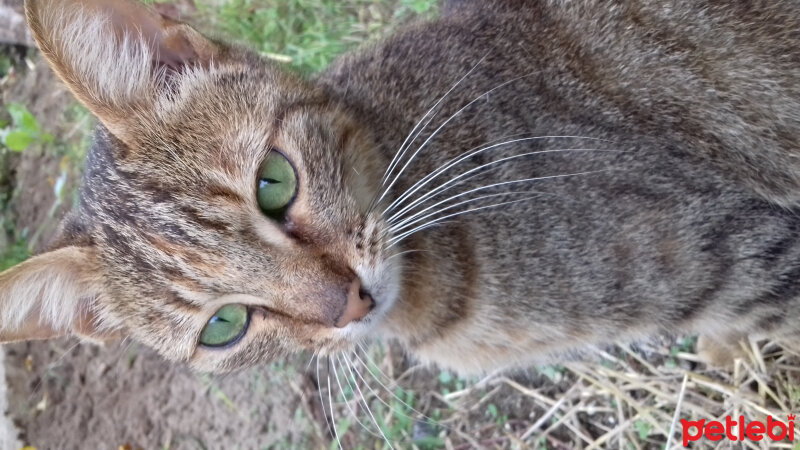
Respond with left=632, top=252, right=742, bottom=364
left=335, top=279, right=375, bottom=327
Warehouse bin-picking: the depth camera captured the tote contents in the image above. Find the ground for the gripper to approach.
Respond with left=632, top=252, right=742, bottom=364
left=1, top=1, right=800, bottom=449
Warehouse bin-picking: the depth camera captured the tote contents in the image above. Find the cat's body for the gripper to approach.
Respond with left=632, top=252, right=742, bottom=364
left=1, top=0, right=799, bottom=374
left=320, top=0, right=800, bottom=370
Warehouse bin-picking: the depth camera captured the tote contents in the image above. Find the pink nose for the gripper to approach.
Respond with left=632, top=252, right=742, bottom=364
left=335, top=279, right=374, bottom=327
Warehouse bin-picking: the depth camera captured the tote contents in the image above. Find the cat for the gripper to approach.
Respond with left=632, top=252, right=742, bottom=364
left=1, top=0, right=799, bottom=374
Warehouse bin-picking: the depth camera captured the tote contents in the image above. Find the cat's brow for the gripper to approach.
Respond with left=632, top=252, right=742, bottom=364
left=271, top=97, right=331, bottom=137
left=177, top=205, right=231, bottom=234
left=162, top=290, right=202, bottom=311
left=206, top=183, right=247, bottom=205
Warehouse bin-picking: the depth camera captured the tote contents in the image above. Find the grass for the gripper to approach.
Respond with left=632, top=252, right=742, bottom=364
left=170, top=0, right=437, bottom=74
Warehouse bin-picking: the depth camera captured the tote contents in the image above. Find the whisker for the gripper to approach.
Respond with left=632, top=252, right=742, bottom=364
left=386, top=221, right=456, bottom=249
left=28, top=339, right=84, bottom=404
left=315, top=357, right=334, bottom=445
left=385, top=135, right=612, bottom=215
left=331, top=352, right=382, bottom=438
left=387, top=196, right=540, bottom=248
left=384, top=132, right=532, bottom=214
left=338, top=353, right=395, bottom=449
left=387, top=169, right=608, bottom=246
left=327, top=356, right=344, bottom=450
left=347, top=347, right=445, bottom=429
left=369, top=54, right=495, bottom=215
left=380, top=54, right=489, bottom=187
left=377, top=71, right=543, bottom=206
left=307, top=349, right=320, bottom=371
left=388, top=148, right=620, bottom=225
left=384, top=248, right=426, bottom=262
left=390, top=190, right=545, bottom=235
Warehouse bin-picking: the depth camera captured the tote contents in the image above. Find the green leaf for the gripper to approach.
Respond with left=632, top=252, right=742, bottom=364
left=634, top=419, right=652, bottom=440
left=20, top=109, right=38, bottom=132
left=6, top=103, right=38, bottom=132
left=5, top=130, right=34, bottom=151
left=537, top=364, right=564, bottom=382
left=0, top=238, right=30, bottom=271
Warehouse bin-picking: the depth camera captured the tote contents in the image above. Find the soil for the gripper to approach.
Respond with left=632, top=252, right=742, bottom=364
left=5, top=340, right=318, bottom=449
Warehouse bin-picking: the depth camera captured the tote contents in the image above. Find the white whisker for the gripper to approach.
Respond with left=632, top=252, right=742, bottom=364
left=352, top=344, right=445, bottom=427
left=380, top=54, right=489, bottom=186
left=384, top=132, right=533, bottom=214
left=387, top=196, right=539, bottom=247
left=327, top=357, right=344, bottom=450
left=390, top=190, right=544, bottom=235
left=316, top=357, right=335, bottom=446
left=384, top=248, right=426, bottom=262
left=387, top=169, right=607, bottom=246
left=389, top=147, right=616, bottom=226
left=331, top=352, right=382, bottom=438
left=307, top=349, right=320, bottom=371
left=386, top=135, right=611, bottom=215
left=378, top=71, right=542, bottom=205
left=338, top=353, right=395, bottom=449
left=388, top=148, right=620, bottom=225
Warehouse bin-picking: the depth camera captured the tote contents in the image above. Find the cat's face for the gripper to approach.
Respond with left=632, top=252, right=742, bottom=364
left=86, top=65, right=401, bottom=372
left=0, top=0, right=401, bottom=372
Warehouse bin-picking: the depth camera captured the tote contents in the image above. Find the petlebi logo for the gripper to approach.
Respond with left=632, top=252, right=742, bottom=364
left=681, top=414, right=795, bottom=446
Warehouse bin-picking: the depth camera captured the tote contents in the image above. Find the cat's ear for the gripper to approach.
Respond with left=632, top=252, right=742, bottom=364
left=25, top=0, right=220, bottom=140
left=0, top=246, right=116, bottom=343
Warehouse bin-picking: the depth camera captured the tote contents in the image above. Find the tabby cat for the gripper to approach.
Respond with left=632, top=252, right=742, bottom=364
left=1, top=0, right=799, bottom=374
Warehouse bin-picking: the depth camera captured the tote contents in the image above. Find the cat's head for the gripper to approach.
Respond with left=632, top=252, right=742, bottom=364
left=0, top=0, right=401, bottom=372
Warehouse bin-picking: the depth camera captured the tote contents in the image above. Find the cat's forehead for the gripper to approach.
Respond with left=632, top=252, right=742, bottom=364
left=104, top=63, right=338, bottom=190
left=148, top=64, right=322, bottom=148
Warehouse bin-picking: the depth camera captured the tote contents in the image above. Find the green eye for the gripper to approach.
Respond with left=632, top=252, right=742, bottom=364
left=257, top=150, right=297, bottom=220
left=199, top=304, right=249, bottom=347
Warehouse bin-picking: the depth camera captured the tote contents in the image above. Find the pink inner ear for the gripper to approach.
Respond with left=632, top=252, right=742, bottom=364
left=81, top=0, right=208, bottom=71
left=0, top=318, right=66, bottom=343
left=158, top=25, right=202, bottom=71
